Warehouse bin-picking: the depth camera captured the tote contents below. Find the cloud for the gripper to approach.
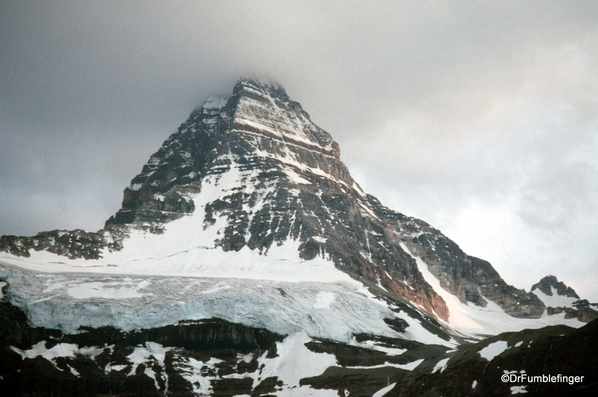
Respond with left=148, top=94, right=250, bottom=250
left=1, top=0, right=597, bottom=299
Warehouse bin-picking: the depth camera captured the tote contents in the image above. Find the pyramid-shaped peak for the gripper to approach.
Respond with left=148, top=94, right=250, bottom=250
left=232, top=76, right=301, bottom=109
left=105, top=77, right=347, bottom=226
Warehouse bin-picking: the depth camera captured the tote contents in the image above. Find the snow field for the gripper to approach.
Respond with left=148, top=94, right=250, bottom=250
left=532, top=287, right=579, bottom=309
left=0, top=261, right=404, bottom=343
left=399, top=243, right=585, bottom=337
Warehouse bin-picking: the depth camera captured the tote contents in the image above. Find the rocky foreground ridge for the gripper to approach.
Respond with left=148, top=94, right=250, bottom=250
left=387, top=317, right=598, bottom=397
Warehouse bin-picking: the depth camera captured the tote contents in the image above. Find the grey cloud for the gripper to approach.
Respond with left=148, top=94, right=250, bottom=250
left=1, top=0, right=597, bottom=299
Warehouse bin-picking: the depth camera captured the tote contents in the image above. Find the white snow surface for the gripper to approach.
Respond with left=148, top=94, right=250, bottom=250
left=432, top=358, right=450, bottom=374
left=10, top=341, right=109, bottom=375
left=313, top=291, right=336, bottom=309
left=0, top=261, right=403, bottom=342
left=532, top=287, right=579, bottom=309
left=399, top=243, right=585, bottom=337
left=372, top=382, right=397, bottom=397
left=202, top=96, right=228, bottom=110
left=127, top=342, right=172, bottom=390
left=511, top=385, right=529, bottom=394
left=11, top=341, right=79, bottom=362
left=256, top=332, right=336, bottom=387
left=478, top=340, right=509, bottom=361
left=172, top=332, right=339, bottom=397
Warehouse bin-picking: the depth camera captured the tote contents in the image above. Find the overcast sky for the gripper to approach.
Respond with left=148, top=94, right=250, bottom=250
left=1, top=1, right=597, bottom=301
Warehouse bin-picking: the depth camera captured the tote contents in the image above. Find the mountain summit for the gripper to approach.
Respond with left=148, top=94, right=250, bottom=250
left=105, top=76, right=453, bottom=321
left=1, top=77, right=595, bottom=396
left=107, top=77, right=553, bottom=321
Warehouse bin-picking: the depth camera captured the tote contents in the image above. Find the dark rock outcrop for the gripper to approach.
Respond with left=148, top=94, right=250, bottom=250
left=532, top=275, right=579, bottom=299
left=0, top=229, right=117, bottom=260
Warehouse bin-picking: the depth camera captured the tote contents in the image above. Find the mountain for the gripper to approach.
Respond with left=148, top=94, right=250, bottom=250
left=531, top=275, right=598, bottom=323
left=0, top=77, right=595, bottom=396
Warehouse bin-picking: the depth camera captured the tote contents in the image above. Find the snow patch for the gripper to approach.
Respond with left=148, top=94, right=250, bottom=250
left=202, top=96, right=227, bottom=110
left=432, top=357, right=449, bottom=374
left=283, top=167, right=311, bottom=185
left=11, top=341, right=78, bottom=361
left=354, top=339, right=407, bottom=356
left=479, top=340, right=509, bottom=361
left=126, top=342, right=172, bottom=391
left=256, top=332, right=337, bottom=387
left=511, top=385, right=528, bottom=394
left=372, top=382, right=397, bottom=397
left=532, top=287, right=579, bottom=309
left=398, top=358, right=424, bottom=371
left=10, top=341, right=111, bottom=375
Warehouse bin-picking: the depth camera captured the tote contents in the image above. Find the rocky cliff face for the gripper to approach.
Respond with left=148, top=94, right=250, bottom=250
left=532, top=275, right=579, bottom=299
